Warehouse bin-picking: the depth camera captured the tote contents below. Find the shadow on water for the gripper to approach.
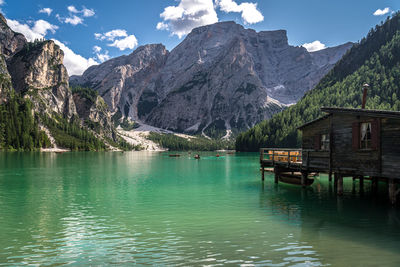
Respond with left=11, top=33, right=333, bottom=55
left=257, top=175, right=400, bottom=258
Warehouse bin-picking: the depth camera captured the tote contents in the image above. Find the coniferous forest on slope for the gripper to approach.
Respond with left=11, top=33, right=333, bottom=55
left=236, top=13, right=400, bottom=152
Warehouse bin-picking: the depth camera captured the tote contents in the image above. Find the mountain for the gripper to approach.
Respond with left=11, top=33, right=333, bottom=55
left=71, top=21, right=352, bottom=138
left=0, top=14, right=134, bottom=151
left=236, top=13, right=400, bottom=151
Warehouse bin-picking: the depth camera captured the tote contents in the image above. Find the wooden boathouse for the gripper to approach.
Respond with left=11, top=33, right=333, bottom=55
left=260, top=106, right=400, bottom=204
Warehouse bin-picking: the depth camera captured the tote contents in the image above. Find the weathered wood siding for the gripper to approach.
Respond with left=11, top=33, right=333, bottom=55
left=381, top=118, right=400, bottom=177
left=330, top=114, right=380, bottom=176
left=302, top=117, right=330, bottom=171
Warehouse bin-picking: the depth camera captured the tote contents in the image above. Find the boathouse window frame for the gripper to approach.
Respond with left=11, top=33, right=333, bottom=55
left=352, top=119, right=380, bottom=151
left=321, top=133, right=330, bottom=151
left=313, top=133, right=330, bottom=151
left=360, top=122, right=372, bottom=149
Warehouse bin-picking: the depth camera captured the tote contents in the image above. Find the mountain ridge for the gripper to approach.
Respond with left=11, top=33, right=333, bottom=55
left=71, top=21, right=352, bottom=138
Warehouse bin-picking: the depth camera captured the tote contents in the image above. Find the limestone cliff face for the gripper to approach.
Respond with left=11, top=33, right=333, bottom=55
left=71, top=21, right=353, bottom=137
left=0, top=14, right=25, bottom=103
left=8, top=40, right=77, bottom=117
left=0, top=14, right=26, bottom=58
left=70, top=44, right=169, bottom=119
left=73, top=92, right=116, bottom=140
left=0, top=54, right=11, bottom=103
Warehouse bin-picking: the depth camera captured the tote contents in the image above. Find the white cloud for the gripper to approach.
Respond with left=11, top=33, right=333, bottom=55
left=157, top=0, right=218, bottom=38
left=67, top=5, right=79, bottom=13
left=97, top=52, right=110, bottom=62
left=216, top=0, right=264, bottom=24
left=108, top=35, right=138, bottom=51
left=0, top=0, right=4, bottom=6
left=67, top=5, right=95, bottom=17
left=95, top=29, right=128, bottom=41
left=93, top=45, right=102, bottom=53
left=39, top=8, right=53, bottom=16
left=32, top=20, right=58, bottom=35
left=97, top=51, right=110, bottom=62
left=7, top=18, right=58, bottom=41
left=302, top=40, right=326, bottom=52
left=156, top=22, right=169, bottom=30
left=95, top=29, right=138, bottom=51
left=82, top=8, right=95, bottom=17
left=64, top=15, right=83, bottom=25
left=92, top=45, right=110, bottom=62
left=373, top=7, right=390, bottom=16
left=53, top=39, right=98, bottom=76
left=63, top=5, right=95, bottom=26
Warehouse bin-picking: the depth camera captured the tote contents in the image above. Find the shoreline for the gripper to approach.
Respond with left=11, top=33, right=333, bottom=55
left=40, top=147, right=70, bottom=153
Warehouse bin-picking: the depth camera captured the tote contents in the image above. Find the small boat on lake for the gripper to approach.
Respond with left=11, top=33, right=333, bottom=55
left=169, top=154, right=181, bottom=157
left=278, top=173, right=314, bottom=186
left=194, top=154, right=200, bottom=159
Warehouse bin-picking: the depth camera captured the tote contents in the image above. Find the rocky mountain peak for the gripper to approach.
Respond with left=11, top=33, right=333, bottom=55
left=71, top=21, right=353, bottom=138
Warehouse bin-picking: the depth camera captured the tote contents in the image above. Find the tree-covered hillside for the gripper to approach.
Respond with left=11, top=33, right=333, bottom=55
left=236, top=13, right=400, bottom=151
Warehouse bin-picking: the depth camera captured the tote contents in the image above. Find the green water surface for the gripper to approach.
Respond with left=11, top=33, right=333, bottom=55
left=1, top=151, right=400, bottom=266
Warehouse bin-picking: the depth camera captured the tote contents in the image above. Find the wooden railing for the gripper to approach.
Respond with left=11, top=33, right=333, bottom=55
left=260, top=148, right=302, bottom=166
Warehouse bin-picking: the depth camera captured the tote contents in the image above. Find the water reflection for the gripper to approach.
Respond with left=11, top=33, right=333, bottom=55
left=258, top=176, right=400, bottom=266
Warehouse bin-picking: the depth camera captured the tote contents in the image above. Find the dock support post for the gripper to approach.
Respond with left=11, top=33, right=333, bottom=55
left=261, top=163, right=265, bottom=181
left=359, top=176, right=364, bottom=192
left=334, top=173, right=338, bottom=192
left=337, top=174, right=343, bottom=196
left=274, top=167, right=279, bottom=184
left=389, top=179, right=396, bottom=205
left=301, top=171, right=308, bottom=188
left=329, top=171, right=332, bottom=182
left=371, top=177, right=378, bottom=194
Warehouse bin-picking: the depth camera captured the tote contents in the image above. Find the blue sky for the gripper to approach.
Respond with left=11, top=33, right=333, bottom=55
left=1, top=0, right=398, bottom=75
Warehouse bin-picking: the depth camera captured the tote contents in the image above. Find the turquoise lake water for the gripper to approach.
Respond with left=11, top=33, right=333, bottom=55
left=1, top=151, right=400, bottom=266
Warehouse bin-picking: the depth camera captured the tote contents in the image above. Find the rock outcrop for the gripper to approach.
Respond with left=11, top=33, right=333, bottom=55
left=0, top=14, right=26, bottom=58
left=71, top=21, right=353, bottom=137
left=8, top=40, right=77, bottom=117
left=73, top=90, right=116, bottom=140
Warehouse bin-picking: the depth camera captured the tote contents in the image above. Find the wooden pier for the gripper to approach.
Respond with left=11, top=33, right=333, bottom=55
left=260, top=148, right=314, bottom=187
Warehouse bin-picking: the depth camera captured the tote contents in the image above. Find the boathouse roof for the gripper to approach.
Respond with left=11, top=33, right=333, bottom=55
left=297, top=114, right=330, bottom=130
left=320, top=107, right=400, bottom=118
left=298, top=107, right=400, bottom=130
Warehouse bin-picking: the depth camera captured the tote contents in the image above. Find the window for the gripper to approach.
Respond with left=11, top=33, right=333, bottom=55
left=360, top=122, right=372, bottom=149
left=321, top=134, right=330, bottom=151
left=352, top=119, right=380, bottom=151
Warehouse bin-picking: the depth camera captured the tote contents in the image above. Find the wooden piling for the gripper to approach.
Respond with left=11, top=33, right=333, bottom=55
left=359, top=176, right=364, bottom=191
left=261, top=163, right=265, bottom=181
left=334, top=173, right=338, bottom=192
left=274, top=168, right=279, bottom=184
left=389, top=179, right=396, bottom=205
left=301, top=171, right=308, bottom=188
left=337, top=174, right=343, bottom=196
left=371, top=177, right=378, bottom=193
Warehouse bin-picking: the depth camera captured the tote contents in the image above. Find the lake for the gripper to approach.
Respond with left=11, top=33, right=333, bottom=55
left=1, top=151, right=400, bottom=266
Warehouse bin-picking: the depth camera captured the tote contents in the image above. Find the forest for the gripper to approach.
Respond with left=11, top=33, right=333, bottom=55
left=0, top=93, right=51, bottom=150
left=148, top=133, right=234, bottom=151
left=236, top=13, right=400, bottom=152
